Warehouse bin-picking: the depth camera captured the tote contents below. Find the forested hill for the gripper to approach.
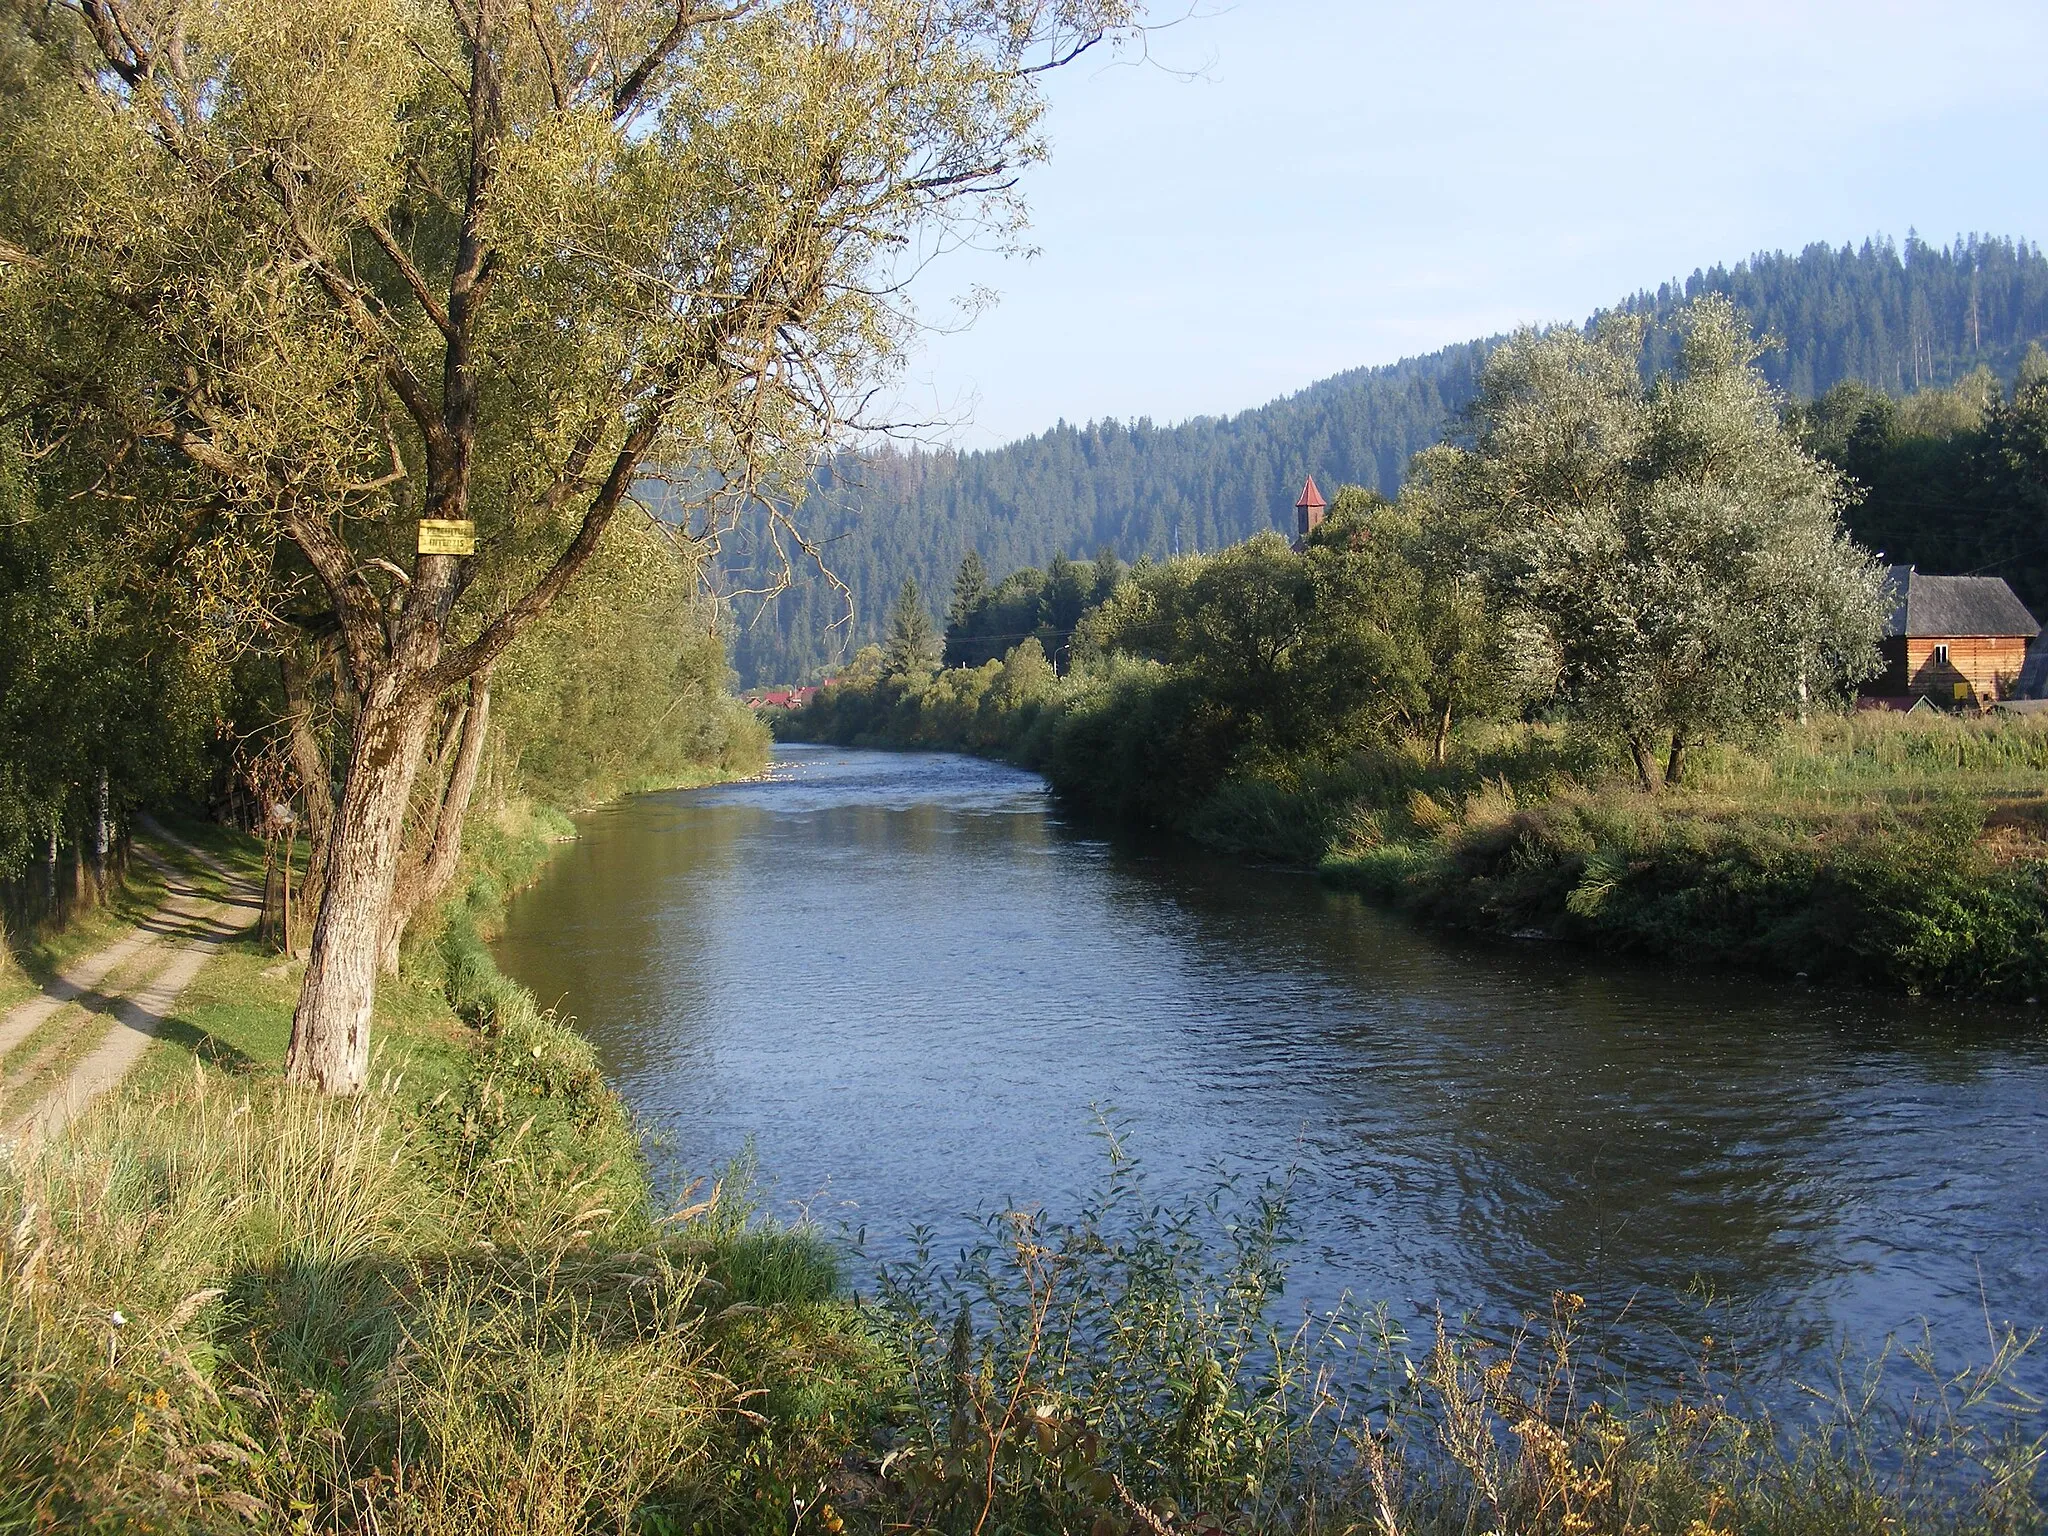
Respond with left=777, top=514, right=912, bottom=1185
left=728, top=234, right=2048, bottom=685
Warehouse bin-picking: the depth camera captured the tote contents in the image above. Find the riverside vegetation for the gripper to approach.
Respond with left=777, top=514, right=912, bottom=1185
left=0, top=0, right=1141, bottom=1093
left=727, top=235, right=2048, bottom=686
left=784, top=299, right=2048, bottom=1002
left=0, top=0, right=2043, bottom=1519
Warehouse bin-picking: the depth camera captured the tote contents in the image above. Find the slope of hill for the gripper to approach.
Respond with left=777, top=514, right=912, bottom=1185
left=727, top=234, right=2048, bottom=685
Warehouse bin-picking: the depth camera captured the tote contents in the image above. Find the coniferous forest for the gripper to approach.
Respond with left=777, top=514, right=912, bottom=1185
left=728, top=233, right=2048, bottom=684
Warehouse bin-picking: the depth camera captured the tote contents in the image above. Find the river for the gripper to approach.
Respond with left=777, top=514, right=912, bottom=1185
left=493, top=745, right=2048, bottom=1405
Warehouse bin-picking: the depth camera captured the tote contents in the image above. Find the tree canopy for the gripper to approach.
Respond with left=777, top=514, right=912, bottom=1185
left=883, top=577, right=942, bottom=677
left=0, top=0, right=1135, bottom=1089
left=726, top=234, right=2048, bottom=684
left=1418, top=296, right=1887, bottom=786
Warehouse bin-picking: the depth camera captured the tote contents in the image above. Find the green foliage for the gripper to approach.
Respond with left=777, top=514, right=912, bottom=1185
left=883, top=577, right=943, bottom=679
left=0, top=425, right=230, bottom=879
left=1426, top=295, right=1887, bottom=781
left=872, top=1135, right=1321, bottom=1533
left=730, top=234, right=2048, bottom=685
left=1794, top=364, right=2048, bottom=620
left=1315, top=714, right=2048, bottom=1000
left=944, top=549, right=989, bottom=643
left=943, top=550, right=1122, bottom=670
left=489, top=527, right=769, bottom=808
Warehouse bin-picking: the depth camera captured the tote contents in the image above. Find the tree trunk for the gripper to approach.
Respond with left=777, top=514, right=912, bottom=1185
left=282, top=647, right=337, bottom=936
left=1432, top=697, right=1454, bottom=766
left=285, top=676, right=439, bottom=1094
left=379, top=670, right=492, bottom=974
left=1665, top=732, right=1688, bottom=787
left=94, top=767, right=109, bottom=889
left=1628, top=734, right=1660, bottom=792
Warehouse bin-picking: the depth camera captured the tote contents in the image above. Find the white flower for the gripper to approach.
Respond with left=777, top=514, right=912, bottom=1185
left=110, top=1310, right=127, bottom=1328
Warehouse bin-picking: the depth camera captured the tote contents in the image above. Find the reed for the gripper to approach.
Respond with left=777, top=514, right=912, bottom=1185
left=861, top=1140, right=2045, bottom=1536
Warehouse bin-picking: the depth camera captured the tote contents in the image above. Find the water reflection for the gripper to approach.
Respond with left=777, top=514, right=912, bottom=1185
left=493, top=746, right=2048, bottom=1400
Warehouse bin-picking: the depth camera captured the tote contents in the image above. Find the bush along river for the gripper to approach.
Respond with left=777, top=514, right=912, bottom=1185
left=492, top=744, right=2048, bottom=1409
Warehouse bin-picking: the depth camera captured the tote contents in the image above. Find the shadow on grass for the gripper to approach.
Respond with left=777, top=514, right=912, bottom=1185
left=153, top=1015, right=260, bottom=1075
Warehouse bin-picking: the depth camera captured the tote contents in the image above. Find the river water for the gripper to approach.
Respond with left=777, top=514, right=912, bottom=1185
left=493, top=745, right=2048, bottom=1403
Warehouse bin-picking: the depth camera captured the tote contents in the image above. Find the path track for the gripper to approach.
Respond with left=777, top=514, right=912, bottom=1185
left=0, top=822, right=261, bottom=1144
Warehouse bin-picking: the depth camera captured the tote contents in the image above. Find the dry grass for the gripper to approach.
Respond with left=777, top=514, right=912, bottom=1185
left=862, top=1147, right=2046, bottom=1536
left=0, top=1001, right=881, bottom=1534
left=0, top=808, right=885, bottom=1535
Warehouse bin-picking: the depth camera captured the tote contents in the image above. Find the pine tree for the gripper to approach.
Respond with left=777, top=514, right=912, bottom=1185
left=885, top=578, right=942, bottom=677
left=943, top=551, right=990, bottom=666
left=1092, top=546, right=1126, bottom=602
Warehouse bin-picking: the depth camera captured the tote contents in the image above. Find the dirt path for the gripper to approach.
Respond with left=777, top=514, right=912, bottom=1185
left=0, top=823, right=262, bottom=1145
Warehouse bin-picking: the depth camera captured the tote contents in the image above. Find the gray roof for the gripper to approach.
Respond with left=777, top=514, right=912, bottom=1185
left=1883, top=565, right=2040, bottom=640
left=2018, top=631, right=2048, bottom=698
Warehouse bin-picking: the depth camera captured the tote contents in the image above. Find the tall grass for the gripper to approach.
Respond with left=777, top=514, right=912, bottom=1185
left=0, top=803, right=884, bottom=1533
left=0, top=1059, right=884, bottom=1533
left=1298, top=718, right=2048, bottom=999
left=861, top=1139, right=2045, bottom=1536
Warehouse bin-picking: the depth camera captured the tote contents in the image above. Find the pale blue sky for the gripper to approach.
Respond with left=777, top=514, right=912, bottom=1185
left=890, top=0, right=2048, bottom=448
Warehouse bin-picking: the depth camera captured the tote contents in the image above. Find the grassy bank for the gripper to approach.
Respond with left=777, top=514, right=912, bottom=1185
left=1313, top=715, right=2048, bottom=1000
left=0, top=802, right=885, bottom=1533
left=782, top=665, right=2048, bottom=1001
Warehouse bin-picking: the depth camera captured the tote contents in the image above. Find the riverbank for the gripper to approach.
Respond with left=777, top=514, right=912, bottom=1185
left=4, top=782, right=2044, bottom=1530
left=0, top=796, right=891, bottom=1532
left=779, top=671, right=2048, bottom=1002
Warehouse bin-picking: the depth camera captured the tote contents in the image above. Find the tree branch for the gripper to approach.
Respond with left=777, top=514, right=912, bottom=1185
left=525, top=0, right=568, bottom=111
left=421, top=402, right=670, bottom=691
left=362, top=217, right=454, bottom=339
left=279, top=501, right=390, bottom=693
left=610, top=1, right=753, bottom=121
left=267, top=162, right=448, bottom=458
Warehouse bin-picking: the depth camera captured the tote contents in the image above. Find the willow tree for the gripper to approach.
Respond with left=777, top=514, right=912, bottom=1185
left=1417, top=297, right=1888, bottom=789
left=0, top=0, right=1132, bottom=1091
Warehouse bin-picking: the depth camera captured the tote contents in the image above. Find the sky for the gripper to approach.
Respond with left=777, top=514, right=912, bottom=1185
left=885, top=0, right=2048, bottom=449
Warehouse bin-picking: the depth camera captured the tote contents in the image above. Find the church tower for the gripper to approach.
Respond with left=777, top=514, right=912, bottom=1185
left=1294, top=475, right=1327, bottom=543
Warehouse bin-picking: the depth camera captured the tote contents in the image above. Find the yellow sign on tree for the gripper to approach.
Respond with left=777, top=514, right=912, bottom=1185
left=417, top=519, right=476, bottom=556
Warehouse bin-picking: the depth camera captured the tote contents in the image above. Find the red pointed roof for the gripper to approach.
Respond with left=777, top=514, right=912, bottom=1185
left=1295, top=475, right=1326, bottom=510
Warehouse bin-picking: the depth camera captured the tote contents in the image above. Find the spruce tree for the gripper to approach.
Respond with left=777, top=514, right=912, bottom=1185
left=1092, top=547, right=1126, bottom=602
left=948, top=550, right=989, bottom=627
left=885, top=578, right=942, bottom=677
left=944, top=551, right=990, bottom=665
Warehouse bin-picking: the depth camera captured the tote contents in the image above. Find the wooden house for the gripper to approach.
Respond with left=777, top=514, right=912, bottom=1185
left=1865, top=565, right=2040, bottom=707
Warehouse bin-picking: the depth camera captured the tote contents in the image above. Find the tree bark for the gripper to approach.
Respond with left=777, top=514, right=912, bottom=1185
left=1664, top=732, right=1688, bottom=787
left=282, top=646, right=337, bottom=941
left=285, top=674, right=439, bottom=1093
left=379, top=669, right=492, bottom=974
left=1432, top=697, right=1454, bottom=766
left=1628, top=734, right=1660, bottom=792
left=94, top=767, right=109, bottom=889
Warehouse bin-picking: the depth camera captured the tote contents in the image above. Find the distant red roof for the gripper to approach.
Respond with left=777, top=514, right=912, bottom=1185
left=747, top=686, right=820, bottom=711
left=1295, top=475, right=1326, bottom=510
